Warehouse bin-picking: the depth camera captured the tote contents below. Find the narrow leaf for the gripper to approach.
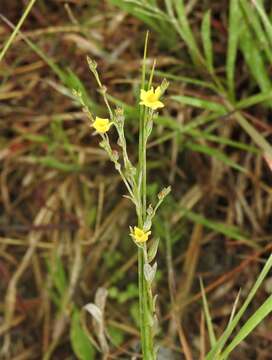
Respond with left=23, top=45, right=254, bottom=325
left=201, top=10, right=213, bottom=73
left=227, top=0, right=242, bottom=100
left=220, top=294, right=272, bottom=359
left=70, top=309, right=95, bottom=360
left=205, top=254, right=272, bottom=360
left=200, top=278, right=217, bottom=347
left=172, top=95, right=226, bottom=114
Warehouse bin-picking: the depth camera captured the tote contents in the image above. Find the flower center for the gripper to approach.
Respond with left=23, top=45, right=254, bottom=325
left=146, top=93, right=156, bottom=102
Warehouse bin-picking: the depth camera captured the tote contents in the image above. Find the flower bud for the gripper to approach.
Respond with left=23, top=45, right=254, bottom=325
left=87, top=56, right=97, bottom=72
left=160, top=78, right=169, bottom=94
left=158, top=186, right=171, bottom=200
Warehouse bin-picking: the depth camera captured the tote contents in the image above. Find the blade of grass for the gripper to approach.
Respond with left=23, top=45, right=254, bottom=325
left=201, top=10, right=213, bottom=74
left=172, top=95, right=226, bottom=114
left=200, top=278, right=216, bottom=348
left=252, top=0, right=272, bottom=47
left=0, top=0, right=37, bottom=62
left=236, top=90, right=272, bottom=109
left=220, top=294, right=272, bottom=359
left=205, top=253, right=272, bottom=360
left=239, top=0, right=272, bottom=64
left=239, top=19, right=272, bottom=93
left=179, top=207, right=248, bottom=243
left=173, top=0, right=203, bottom=65
left=185, top=142, right=247, bottom=173
left=153, top=70, right=218, bottom=91
left=188, top=130, right=259, bottom=154
left=227, top=0, right=242, bottom=100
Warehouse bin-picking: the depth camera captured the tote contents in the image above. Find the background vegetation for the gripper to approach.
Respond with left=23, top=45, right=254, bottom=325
left=0, top=0, right=272, bottom=359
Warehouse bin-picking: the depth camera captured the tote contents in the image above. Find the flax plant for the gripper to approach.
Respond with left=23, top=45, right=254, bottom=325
left=73, top=40, right=170, bottom=358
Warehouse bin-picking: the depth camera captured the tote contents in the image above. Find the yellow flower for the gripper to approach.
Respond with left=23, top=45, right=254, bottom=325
left=131, top=226, right=151, bottom=243
left=139, top=86, right=164, bottom=110
left=92, top=117, right=112, bottom=133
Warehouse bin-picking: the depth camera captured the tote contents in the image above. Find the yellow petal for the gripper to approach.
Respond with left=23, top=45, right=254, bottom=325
left=154, top=101, right=164, bottom=109
left=155, top=86, right=161, bottom=97
left=132, top=226, right=151, bottom=243
left=140, top=89, right=147, bottom=100
left=92, top=117, right=112, bottom=133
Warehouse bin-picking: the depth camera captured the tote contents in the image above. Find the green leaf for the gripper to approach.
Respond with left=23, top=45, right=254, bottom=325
left=148, top=237, right=160, bottom=263
left=186, top=142, right=246, bottom=173
left=70, top=309, right=95, bottom=360
left=180, top=207, right=247, bottom=243
left=201, top=10, right=213, bottom=73
left=205, top=254, right=272, bottom=360
left=172, top=95, right=226, bottom=114
left=173, top=0, right=203, bottom=64
left=220, top=294, right=272, bottom=359
left=239, top=19, right=272, bottom=93
left=46, top=254, right=67, bottom=297
left=188, top=129, right=259, bottom=154
left=108, top=325, right=125, bottom=347
left=227, top=0, right=242, bottom=100
left=236, top=90, right=272, bottom=109
left=239, top=0, right=272, bottom=64
left=30, top=156, right=82, bottom=172
left=108, top=0, right=177, bottom=46
left=22, top=133, right=50, bottom=143
left=153, top=69, right=217, bottom=91
left=200, top=279, right=216, bottom=347
left=252, top=0, right=272, bottom=48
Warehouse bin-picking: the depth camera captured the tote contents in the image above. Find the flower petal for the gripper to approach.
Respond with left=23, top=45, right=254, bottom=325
left=153, top=101, right=164, bottom=109
left=155, top=86, right=161, bottom=97
left=140, top=89, right=147, bottom=100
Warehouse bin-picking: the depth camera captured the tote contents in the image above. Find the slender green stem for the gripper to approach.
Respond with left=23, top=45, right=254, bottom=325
left=136, top=31, right=156, bottom=360
left=142, top=107, right=147, bottom=215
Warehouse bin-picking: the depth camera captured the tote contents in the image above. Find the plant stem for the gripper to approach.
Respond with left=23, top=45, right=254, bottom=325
left=138, top=102, right=155, bottom=360
left=137, top=31, right=155, bottom=359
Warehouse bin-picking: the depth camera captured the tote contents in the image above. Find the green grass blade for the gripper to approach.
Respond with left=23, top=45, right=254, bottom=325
left=201, top=10, right=213, bottom=73
left=180, top=208, right=247, bottom=243
left=0, top=15, right=65, bottom=79
left=0, top=0, right=37, bottom=62
left=252, top=0, right=272, bottom=47
left=227, top=0, right=242, bottom=100
left=236, top=90, right=272, bottom=109
left=70, top=308, right=96, bottom=360
left=46, top=255, right=68, bottom=297
left=205, top=253, right=272, bottom=360
left=29, top=156, right=82, bottom=172
left=239, top=19, right=272, bottom=93
left=109, top=0, right=177, bottom=45
left=172, top=95, right=226, bottom=113
left=188, top=130, right=259, bottom=154
left=200, top=278, right=216, bottom=347
left=153, top=70, right=217, bottom=91
left=239, top=0, right=272, bottom=64
left=186, top=142, right=247, bottom=173
left=173, top=0, right=203, bottom=64
left=220, top=294, right=272, bottom=359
